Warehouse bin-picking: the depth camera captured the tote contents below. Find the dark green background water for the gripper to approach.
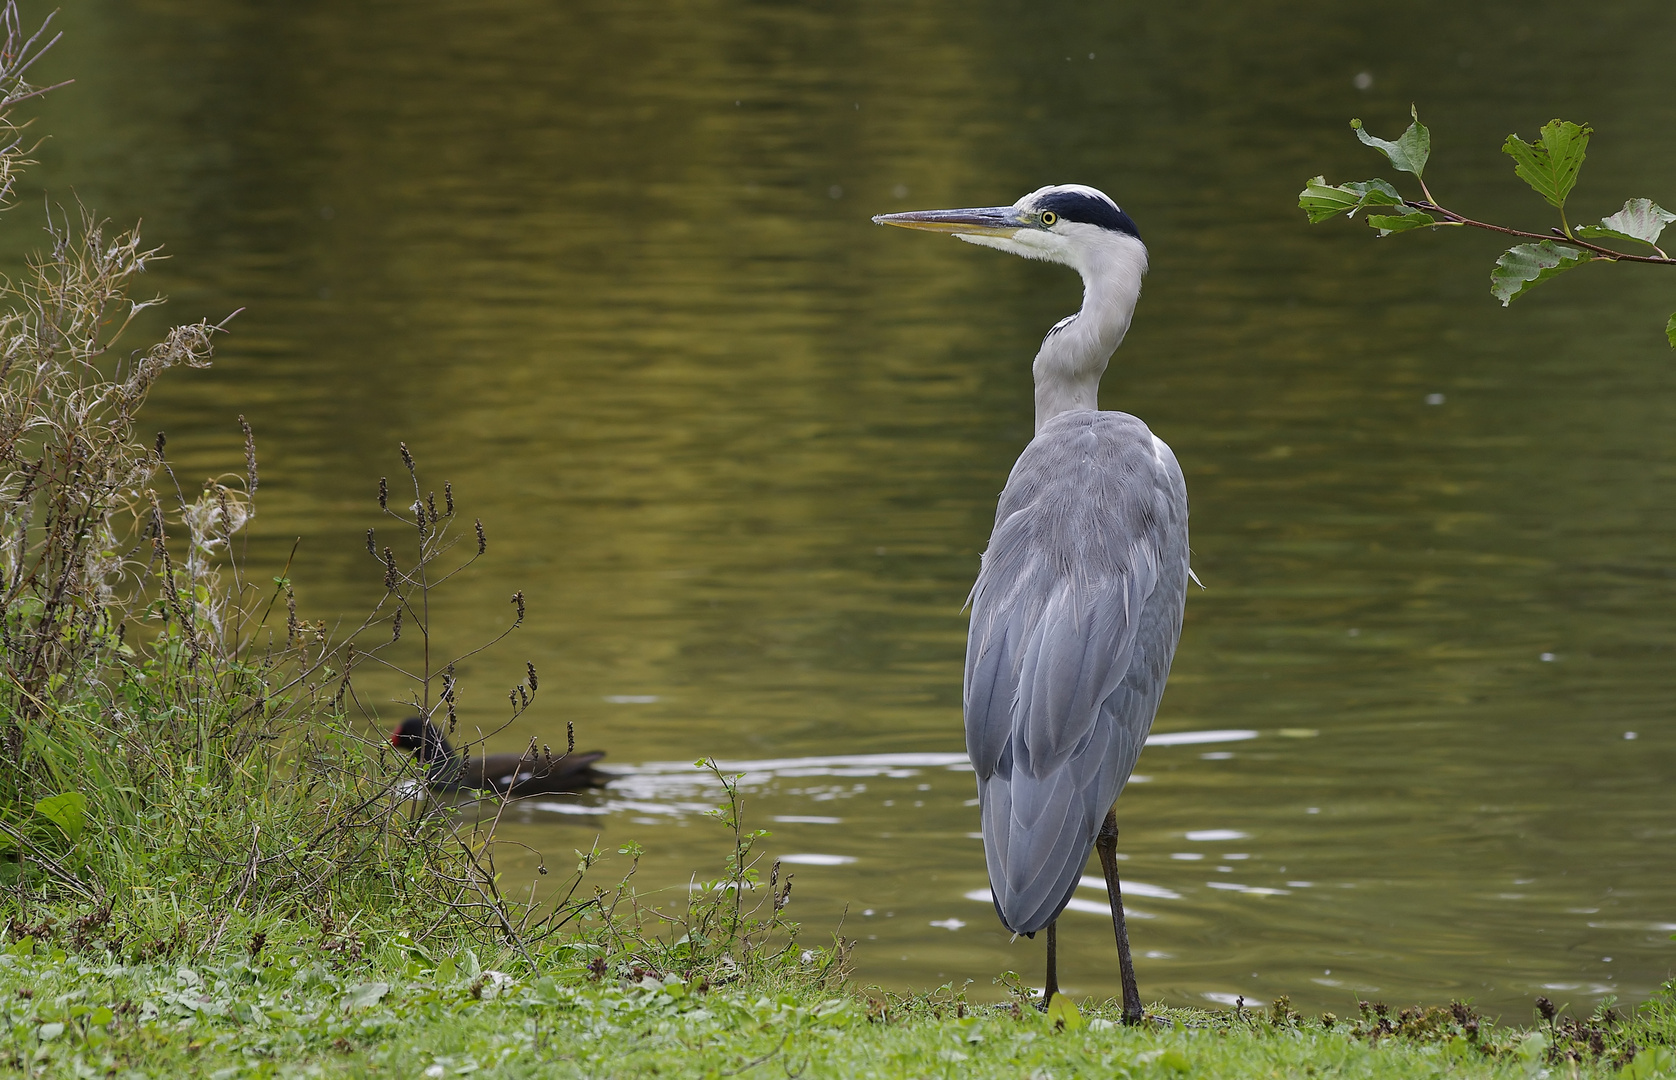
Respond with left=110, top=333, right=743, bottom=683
left=18, top=0, right=1675, bottom=1011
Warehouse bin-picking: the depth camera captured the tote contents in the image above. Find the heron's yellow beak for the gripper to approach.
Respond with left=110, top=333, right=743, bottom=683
left=871, top=206, right=1029, bottom=237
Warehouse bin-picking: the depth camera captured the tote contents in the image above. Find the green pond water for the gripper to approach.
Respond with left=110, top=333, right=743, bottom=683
left=17, top=0, right=1676, bottom=1011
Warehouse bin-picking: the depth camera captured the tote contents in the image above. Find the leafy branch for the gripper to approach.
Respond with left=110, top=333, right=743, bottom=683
left=1300, top=106, right=1676, bottom=346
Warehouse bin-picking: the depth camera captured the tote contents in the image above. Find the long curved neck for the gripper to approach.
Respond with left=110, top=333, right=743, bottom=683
left=1032, top=234, right=1147, bottom=433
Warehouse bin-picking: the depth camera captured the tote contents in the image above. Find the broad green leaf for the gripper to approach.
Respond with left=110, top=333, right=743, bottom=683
left=1576, top=198, right=1676, bottom=249
left=33, top=791, right=87, bottom=842
left=1515, top=1032, right=1548, bottom=1064
left=341, top=981, right=390, bottom=1012
left=1623, top=1046, right=1675, bottom=1080
left=1502, top=120, right=1591, bottom=209
left=1367, top=209, right=1436, bottom=236
left=1490, top=241, right=1591, bottom=306
left=1298, top=176, right=1403, bottom=223
left=1666, top=312, right=1676, bottom=349
left=1046, top=994, right=1083, bottom=1031
left=1351, top=106, right=1430, bottom=177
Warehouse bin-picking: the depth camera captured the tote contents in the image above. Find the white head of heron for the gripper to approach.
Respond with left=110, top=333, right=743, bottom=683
left=874, top=184, right=1149, bottom=431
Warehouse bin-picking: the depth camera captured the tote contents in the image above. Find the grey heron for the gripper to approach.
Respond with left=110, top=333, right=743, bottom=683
left=873, top=185, right=1189, bottom=1022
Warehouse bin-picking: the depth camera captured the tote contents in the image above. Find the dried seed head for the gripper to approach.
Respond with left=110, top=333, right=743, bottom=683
left=154, top=431, right=167, bottom=459
left=526, top=662, right=538, bottom=691
left=378, top=476, right=388, bottom=509
left=366, top=529, right=376, bottom=557
left=400, top=442, right=414, bottom=472
left=1536, top=996, right=1556, bottom=1021
left=511, top=591, right=525, bottom=625
left=391, top=607, right=402, bottom=642
left=509, top=687, right=518, bottom=709
left=286, top=584, right=298, bottom=644
left=382, top=547, right=398, bottom=590
left=427, top=491, right=438, bottom=522
left=566, top=720, right=575, bottom=755
left=444, top=482, right=454, bottom=516
left=239, top=415, right=259, bottom=494
left=475, top=518, right=486, bottom=555
left=518, top=684, right=529, bottom=709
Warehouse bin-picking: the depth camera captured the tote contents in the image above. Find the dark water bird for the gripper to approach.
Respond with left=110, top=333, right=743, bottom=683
left=390, top=717, right=608, bottom=797
left=874, top=185, right=1191, bottom=1023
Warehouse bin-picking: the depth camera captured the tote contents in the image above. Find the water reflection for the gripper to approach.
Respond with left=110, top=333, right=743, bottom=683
left=15, top=0, right=1676, bottom=1011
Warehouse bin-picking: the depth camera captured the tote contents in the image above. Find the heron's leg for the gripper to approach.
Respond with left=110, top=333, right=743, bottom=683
left=1096, top=808, right=1144, bottom=1025
left=1042, top=921, right=1060, bottom=1010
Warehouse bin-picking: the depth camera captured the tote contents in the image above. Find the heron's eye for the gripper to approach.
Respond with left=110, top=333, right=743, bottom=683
left=1040, top=210, right=1058, bottom=227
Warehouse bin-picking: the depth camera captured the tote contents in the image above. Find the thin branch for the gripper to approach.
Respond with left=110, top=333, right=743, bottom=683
left=1409, top=200, right=1676, bottom=265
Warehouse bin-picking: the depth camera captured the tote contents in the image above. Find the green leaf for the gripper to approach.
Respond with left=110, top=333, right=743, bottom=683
left=1516, top=1032, right=1548, bottom=1065
left=1666, top=312, right=1676, bottom=349
left=1490, top=241, right=1592, bottom=306
left=1046, top=994, right=1083, bottom=1031
left=33, top=791, right=87, bottom=843
left=341, top=981, right=389, bottom=1012
left=1576, top=198, right=1676, bottom=249
left=1367, top=209, right=1437, bottom=236
left=1502, top=120, right=1591, bottom=209
left=1351, top=105, right=1430, bottom=177
left=1298, top=176, right=1404, bottom=223
left=1623, top=1046, right=1675, bottom=1080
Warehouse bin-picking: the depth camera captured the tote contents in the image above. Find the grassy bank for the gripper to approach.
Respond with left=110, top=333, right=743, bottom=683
left=3, top=6, right=1676, bottom=1077
left=1, top=926, right=1673, bottom=1079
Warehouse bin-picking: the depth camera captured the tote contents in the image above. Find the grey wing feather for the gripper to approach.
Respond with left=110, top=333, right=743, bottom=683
left=963, top=410, right=1189, bottom=934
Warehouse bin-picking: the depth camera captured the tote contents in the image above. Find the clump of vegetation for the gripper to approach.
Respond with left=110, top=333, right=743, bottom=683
left=0, top=1, right=832, bottom=1007
left=0, top=0, right=421, bottom=938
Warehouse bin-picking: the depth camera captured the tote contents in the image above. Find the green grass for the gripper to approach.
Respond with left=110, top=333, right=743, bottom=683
left=2, top=927, right=1672, bottom=1079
